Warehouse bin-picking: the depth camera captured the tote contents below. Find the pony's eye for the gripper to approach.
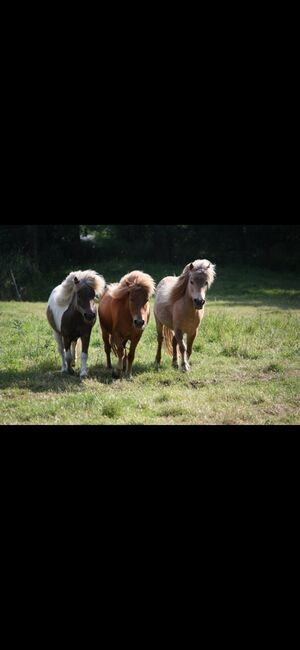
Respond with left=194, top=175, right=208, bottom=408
left=190, top=280, right=194, bottom=285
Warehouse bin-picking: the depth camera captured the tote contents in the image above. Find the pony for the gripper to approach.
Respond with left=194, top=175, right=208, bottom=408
left=47, top=270, right=106, bottom=378
left=154, top=259, right=216, bottom=372
left=99, top=270, right=156, bottom=379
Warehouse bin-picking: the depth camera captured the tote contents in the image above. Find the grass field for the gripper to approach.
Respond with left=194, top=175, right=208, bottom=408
left=0, top=264, right=299, bottom=425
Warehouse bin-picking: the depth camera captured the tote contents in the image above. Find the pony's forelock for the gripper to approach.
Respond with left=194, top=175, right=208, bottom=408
left=108, top=271, right=156, bottom=300
left=54, top=270, right=106, bottom=306
left=189, top=259, right=216, bottom=288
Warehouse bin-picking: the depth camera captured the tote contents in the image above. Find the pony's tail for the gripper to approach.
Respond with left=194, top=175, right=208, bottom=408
left=163, top=326, right=174, bottom=356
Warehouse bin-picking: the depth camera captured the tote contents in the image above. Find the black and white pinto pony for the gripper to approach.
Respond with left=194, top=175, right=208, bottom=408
left=47, top=270, right=106, bottom=378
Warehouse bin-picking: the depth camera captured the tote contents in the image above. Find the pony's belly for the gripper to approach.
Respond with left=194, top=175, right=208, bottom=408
left=154, top=302, right=174, bottom=330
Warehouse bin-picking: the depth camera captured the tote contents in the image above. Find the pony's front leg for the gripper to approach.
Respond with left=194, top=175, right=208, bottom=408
left=114, top=345, right=125, bottom=378
left=187, top=332, right=197, bottom=363
left=102, top=328, right=112, bottom=369
left=112, top=334, right=125, bottom=378
left=155, top=318, right=163, bottom=366
left=127, top=338, right=140, bottom=379
left=80, top=331, right=92, bottom=378
left=175, top=329, right=190, bottom=372
left=63, top=337, right=75, bottom=374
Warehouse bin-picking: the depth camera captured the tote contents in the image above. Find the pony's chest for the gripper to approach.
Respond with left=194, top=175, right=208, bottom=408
left=185, top=313, right=201, bottom=333
left=61, top=310, right=86, bottom=338
left=113, top=307, right=135, bottom=338
left=174, top=303, right=201, bottom=333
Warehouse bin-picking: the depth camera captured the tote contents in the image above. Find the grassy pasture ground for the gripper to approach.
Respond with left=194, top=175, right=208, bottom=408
left=0, top=264, right=299, bottom=425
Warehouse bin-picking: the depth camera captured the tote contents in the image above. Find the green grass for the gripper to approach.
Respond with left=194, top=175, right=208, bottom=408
left=0, top=265, right=300, bottom=425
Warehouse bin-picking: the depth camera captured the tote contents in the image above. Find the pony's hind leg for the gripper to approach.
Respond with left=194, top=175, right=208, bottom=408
left=155, top=318, right=164, bottom=366
left=71, top=341, right=77, bottom=367
left=63, top=337, right=75, bottom=375
left=53, top=331, right=67, bottom=373
left=187, top=332, right=197, bottom=364
left=172, top=336, right=179, bottom=368
left=123, top=348, right=128, bottom=372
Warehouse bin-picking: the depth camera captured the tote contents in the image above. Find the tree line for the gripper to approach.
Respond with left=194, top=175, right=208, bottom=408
left=87, top=225, right=300, bottom=270
left=1, top=224, right=299, bottom=271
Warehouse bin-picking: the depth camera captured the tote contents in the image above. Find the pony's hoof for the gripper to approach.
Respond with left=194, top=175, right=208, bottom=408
left=172, top=361, right=179, bottom=369
left=181, top=363, right=190, bottom=373
left=80, top=371, right=88, bottom=379
left=112, top=369, right=122, bottom=379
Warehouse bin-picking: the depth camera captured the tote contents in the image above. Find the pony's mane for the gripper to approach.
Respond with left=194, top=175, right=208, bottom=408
left=108, top=271, right=156, bottom=300
left=55, top=270, right=106, bottom=306
left=170, top=259, right=216, bottom=305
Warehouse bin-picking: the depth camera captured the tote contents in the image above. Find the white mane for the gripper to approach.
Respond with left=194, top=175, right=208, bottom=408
left=181, top=259, right=216, bottom=289
left=54, top=270, right=106, bottom=306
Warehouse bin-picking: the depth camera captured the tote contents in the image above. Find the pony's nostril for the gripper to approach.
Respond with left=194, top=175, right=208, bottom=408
left=134, top=319, right=145, bottom=328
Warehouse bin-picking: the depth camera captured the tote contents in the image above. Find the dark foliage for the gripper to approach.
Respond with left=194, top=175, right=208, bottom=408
left=0, top=224, right=299, bottom=300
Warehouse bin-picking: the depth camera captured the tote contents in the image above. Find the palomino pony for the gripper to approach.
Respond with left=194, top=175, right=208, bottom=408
left=47, top=270, right=106, bottom=378
left=99, top=270, right=155, bottom=379
left=154, top=259, right=216, bottom=372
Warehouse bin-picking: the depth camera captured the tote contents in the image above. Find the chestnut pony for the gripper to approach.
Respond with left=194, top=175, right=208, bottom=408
left=47, top=270, right=106, bottom=378
left=99, top=270, right=155, bottom=379
left=154, top=259, right=216, bottom=372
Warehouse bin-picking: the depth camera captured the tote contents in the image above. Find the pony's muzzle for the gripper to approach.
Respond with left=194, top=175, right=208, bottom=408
left=194, top=298, right=206, bottom=309
left=134, top=318, right=145, bottom=329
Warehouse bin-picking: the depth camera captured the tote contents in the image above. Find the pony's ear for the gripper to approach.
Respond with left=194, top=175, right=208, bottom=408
left=74, top=277, right=80, bottom=285
left=190, top=263, right=194, bottom=271
left=125, top=279, right=131, bottom=286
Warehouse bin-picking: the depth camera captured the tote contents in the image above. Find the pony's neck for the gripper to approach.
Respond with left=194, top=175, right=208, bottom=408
left=68, top=291, right=77, bottom=310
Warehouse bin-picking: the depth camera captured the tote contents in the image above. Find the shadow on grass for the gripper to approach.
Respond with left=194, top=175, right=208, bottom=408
left=0, top=360, right=154, bottom=393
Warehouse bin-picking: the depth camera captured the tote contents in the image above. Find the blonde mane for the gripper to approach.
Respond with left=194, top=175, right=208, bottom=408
left=55, top=270, right=106, bottom=306
left=170, top=259, right=216, bottom=305
left=108, top=271, right=156, bottom=300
